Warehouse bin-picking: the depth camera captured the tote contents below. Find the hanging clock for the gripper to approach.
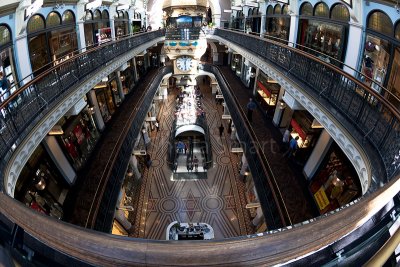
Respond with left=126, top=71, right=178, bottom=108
left=176, top=56, right=194, bottom=72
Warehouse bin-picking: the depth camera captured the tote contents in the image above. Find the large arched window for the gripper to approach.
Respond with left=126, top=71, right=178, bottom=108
left=0, top=24, right=17, bottom=95
left=62, top=10, right=75, bottom=25
left=0, top=25, right=11, bottom=46
left=314, top=2, right=329, bottom=17
left=274, top=5, right=282, bottom=15
left=102, top=10, right=109, bottom=20
left=85, top=10, right=93, bottom=21
left=367, top=11, right=393, bottom=37
left=267, top=5, right=273, bottom=15
left=300, top=2, right=313, bottom=16
left=282, top=5, right=289, bottom=15
left=330, top=4, right=350, bottom=22
left=94, top=9, right=101, bottom=20
left=27, top=14, right=46, bottom=34
left=46, top=12, right=62, bottom=27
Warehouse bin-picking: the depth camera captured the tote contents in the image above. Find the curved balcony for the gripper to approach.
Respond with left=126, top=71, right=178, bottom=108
left=0, top=29, right=398, bottom=266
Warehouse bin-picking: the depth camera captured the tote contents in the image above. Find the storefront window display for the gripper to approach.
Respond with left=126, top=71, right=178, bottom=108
left=121, top=60, right=135, bottom=94
left=309, top=142, right=360, bottom=214
left=0, top=24, right=18, bottom=102
left=59, top=110, right=100, bottom=170
left=361, top=35, right=390, bottom=92
left=297, top=2, right=349, bottom=63
left=15, top=145, right=68, bottom=219
left=233, top=11, right=244, bottom=31
left=265, top=4, right=290, bottom=42
left=115, top=11, right=129, bottom=38
left=28, top=11, right=78, bottom=74
left=94, top=77, right=119, bottom=123
left=298, top=19, right=346, bottom=62
left=84, top=9, right=110, bottom=46
left=361, top=11, right=399, bottom=99
left=255, top=72, right=280, bottom=116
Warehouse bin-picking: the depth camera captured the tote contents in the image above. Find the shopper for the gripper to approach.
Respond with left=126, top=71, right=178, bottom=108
left=282, top=128, right=291, bottom=152
left=283, top=136, right=299, bottom=159
left=246, top=98, right=257, bottom=123
left=218, top=124, right=224, bottom=138
left=193, top=156, right=199, bottom=172
left=154, top=120, right=160, bottom=132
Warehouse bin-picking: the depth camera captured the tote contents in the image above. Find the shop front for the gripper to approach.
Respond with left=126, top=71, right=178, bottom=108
left=233, top=10, right=245, bottom=31
left=246, top=8, right=261, bottom=34
left=231, top=54, right=242, bottom=77
left=15, top=145, right=68, bottom=220
left=0, top=24, right=18, bottom=102
left=308, top=142, right=360, bottom=214
left=27, top=10, right=78, bottom=74
left=297, top=2, right=350, bottom=64
left=114, top=11, right=129, bottom=39
left=286, top=110, right=323, bottom=163
left=58, top=107, right=100, bottom=170
left=255, top=72, right=280, bottom=116
left=131, top=12, right=142, bottom=33
left=120, top=59, right=135, bottom=94
left=93, top=74, right=121, bottom=123
left=361, top=11, right=400, bottom=102
left=83, top=9, right=111, bottom=47
left=265, top=4, right=290, bottom=42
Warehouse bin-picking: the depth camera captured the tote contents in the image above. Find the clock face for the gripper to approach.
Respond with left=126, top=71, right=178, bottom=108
left=176, top=56, right=194, bottom=72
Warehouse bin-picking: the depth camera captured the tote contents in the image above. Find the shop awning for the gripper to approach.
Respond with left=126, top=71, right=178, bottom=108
left=291, top=119, right=307, bottom=140
left=257, top=81, right=271, bottom=97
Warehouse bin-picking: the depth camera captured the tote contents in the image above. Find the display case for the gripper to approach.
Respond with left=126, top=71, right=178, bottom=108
left=256, top=73, right=280, bottom=115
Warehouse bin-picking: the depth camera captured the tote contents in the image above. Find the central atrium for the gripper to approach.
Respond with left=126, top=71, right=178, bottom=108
left=0, top=0, right=399, bottom=266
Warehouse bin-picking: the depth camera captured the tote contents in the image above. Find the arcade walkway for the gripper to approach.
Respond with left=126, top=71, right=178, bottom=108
left=64, top=67, right=319, bottom=238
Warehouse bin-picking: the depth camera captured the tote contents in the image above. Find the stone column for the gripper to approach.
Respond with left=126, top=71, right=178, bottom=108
left=115, top=71, right=125, bottom=101
left=343, top=22, right=363, bottom=76
left=303, top=130, right=333, bottom=180
left=87, top=90, right=105, bottom=131
left=42, top=136, right=77, bottom=185
left=76, top=0, right=87, bottom=51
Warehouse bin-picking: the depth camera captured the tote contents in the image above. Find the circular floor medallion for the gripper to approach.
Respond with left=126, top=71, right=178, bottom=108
left=159, top=197, right=179, bottom=213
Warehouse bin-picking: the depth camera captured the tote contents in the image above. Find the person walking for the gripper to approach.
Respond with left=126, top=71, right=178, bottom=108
left=283, top=136, right=299, bottom=159
left=246, top=98, right=257, bottom=123
left=218, top=124, right=224, bottom=138
left=282, top=127, right=291, bottom=152
left=193, top=156, right=199, bottom=172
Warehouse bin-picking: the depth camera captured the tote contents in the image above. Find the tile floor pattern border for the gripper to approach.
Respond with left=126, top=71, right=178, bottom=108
left=129, top=79, right=253, bottom=239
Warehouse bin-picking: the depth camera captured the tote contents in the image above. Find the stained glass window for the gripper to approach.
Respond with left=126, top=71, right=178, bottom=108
left=300, top=2, right=313, bottom=16
left=282, top=5, right=289, bottom=15
left=46, top=12, right=61, bottom=27
left=314, top=2, right=329, bottom=17
left=27, top=15, right=45, bottom=34
left=85, top=10, right=93, bottom=21
left=368, top=11, right=393, bottom=37
left=62, top=10, right=75, bottom=25
left=94, top=10, right=101, bottom=20
left=330, top=4, right=350, bottom=22
left=0, top=25, right=11, bottom=46
left=267, top=5, right=273, bottom=15
left=274, top=5, right=282, bottom=15
left=102, top=10, right=109, bottom=20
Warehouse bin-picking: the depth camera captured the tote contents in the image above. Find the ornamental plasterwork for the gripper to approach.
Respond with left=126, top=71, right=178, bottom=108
left=4, top=37, right=164, bottom=197
left=211, top=35, right=371, bottom=194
